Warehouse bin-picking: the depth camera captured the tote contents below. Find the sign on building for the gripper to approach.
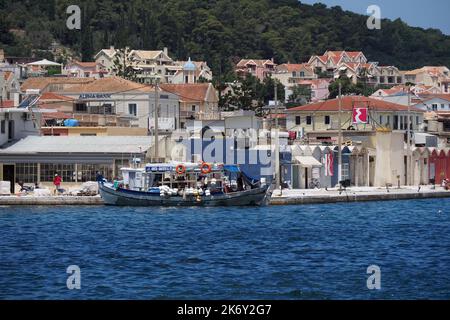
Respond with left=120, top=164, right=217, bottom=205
left=352, top=107, right=369, bottom=124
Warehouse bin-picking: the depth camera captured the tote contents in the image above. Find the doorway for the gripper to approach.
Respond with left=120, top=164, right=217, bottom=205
left=304, top=168, right=308, bottom=189
left=3, top=165, right=15, bottom=194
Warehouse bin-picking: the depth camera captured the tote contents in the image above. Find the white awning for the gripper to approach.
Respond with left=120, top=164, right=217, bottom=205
left=27, top=59, right=61, bottom=67
left=294, top=156, right=322, bottom=168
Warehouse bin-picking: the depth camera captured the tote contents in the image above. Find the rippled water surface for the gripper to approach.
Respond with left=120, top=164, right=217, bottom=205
left=0, top=199, right=449, bottom=299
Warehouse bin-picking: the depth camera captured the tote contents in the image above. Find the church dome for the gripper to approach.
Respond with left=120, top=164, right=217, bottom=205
left=184, top=58, right=196, bottom=71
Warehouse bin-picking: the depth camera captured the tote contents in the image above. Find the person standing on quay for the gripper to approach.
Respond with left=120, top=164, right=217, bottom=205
left=53, top=174, right=62, bottom=195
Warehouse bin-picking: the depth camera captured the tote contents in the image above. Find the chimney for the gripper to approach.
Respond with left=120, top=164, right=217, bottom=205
left=163, top=47, right=168, bottom=56
left=110, top=46, right=115, bottom=51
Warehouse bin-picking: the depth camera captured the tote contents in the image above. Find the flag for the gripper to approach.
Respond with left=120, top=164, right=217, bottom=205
left=352, top=107, right=369, bottom=124
left=324, top=153, right=334, bottom=176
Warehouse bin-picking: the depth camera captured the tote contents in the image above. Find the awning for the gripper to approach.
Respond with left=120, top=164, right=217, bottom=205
left=294, top=156, right=322, bottom=168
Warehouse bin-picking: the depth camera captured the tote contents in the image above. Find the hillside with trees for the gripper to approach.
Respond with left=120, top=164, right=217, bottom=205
left=1, top=0, right=450, bottom=81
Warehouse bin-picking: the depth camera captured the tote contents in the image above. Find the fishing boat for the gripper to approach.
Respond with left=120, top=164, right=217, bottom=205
left=99, top=162, right=271, bottom=207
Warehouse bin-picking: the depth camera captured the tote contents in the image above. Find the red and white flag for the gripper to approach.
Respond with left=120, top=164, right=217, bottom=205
left=352, top=107, right=369, bottom=124
left=324, top=153, right=334, bottom=176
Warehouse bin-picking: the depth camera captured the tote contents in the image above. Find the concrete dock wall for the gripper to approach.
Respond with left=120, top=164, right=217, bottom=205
left=270, top=188, right=450, bottom=205
left=0, top=196, right=104, bottom=206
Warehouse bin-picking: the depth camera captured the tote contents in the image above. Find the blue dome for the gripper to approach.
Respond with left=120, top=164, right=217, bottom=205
left=184, top=58, right=196, bottom=71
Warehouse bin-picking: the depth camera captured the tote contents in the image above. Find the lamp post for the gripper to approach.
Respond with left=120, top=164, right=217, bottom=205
left=150, top=73, right=161, bottom=162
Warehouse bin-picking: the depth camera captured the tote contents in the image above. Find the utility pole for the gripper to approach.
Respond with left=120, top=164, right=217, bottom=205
left=337, top=82, right=343, bottom=183
left=153, top=77, right=160, bottom=161
left=407, top=85, right=412, bottom=186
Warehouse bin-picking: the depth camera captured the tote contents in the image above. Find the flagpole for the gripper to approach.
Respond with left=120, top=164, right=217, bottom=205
left=338, top=82, right=343, bottom=183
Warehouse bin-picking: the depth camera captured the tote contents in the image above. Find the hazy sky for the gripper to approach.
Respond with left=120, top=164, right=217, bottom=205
left=300, top=0, right=450, bottom=35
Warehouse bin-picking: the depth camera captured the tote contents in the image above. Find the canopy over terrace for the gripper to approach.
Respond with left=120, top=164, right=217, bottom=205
left=26, top=59, right=63, bottom=76
left=26, top=59, right=62, bottom=67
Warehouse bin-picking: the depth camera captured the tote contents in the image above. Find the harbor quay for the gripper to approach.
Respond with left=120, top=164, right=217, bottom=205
left=1, top=185, right=450, bottom=206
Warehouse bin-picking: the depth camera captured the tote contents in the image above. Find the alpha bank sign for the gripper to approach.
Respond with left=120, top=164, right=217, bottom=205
left=79, top=93, right=112, bottom=100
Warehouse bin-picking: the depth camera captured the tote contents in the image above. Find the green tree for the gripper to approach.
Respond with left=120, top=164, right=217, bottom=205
left=110, top=47, right=138, bottom=81
left=289, top=85, right=312, bottom=104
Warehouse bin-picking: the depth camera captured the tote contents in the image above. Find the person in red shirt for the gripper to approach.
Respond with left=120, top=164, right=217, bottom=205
left=53, top=174, right=62, bottom=195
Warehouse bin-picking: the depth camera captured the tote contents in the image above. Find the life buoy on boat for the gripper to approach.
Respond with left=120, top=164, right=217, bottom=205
left=176, top=164, right=186, bottom=175
left=201, top=162, right=212, bottom=174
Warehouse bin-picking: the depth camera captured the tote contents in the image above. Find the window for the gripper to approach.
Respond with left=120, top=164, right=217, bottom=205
left=292, top=71, right=297, bottom=77
left=1, top=120, right=5, bottom=134
left=40, top=164, right=75, bottom=183
left=79, top=164, right=113, bottom=183
left=192, top=105, right=197, bottom=112
left=324, top=115, right=330, bottom=125
left=300, top=71, right=305, bottom=77
left=295, top=116, right=301, bottom=125
left=416, top=116, right=420, bottom=126
left=432, top=104, right=438, bottom=111
left=387, top=115, right=390, bottom=126
left=441, top=104, right=445, bottom=110
left=75, top=103, right=87, bottom=112
left=129, top=104, right=137, bottom=116
left=15, top=163, right=38, bottom=183
left=393, top=115, right=399, bottom=130
left=306, top=116, right=312, bottom=125
left=379, top=115, right=383, bottom=125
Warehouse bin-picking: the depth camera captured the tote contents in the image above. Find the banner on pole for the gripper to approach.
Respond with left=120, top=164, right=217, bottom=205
left=352, top=108, right=369, bottom=124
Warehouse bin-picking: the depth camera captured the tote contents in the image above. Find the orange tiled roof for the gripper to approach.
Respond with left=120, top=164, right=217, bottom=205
left=277, top=63, right=313, bottom=73
left=21, top=77, right=95, bottom=91
left=59, top=76, right=153, bottom=94
left=39, top=92, right=75, bottom=101
left=288, top=96, right=423, bottom=112
left=160, top=83, right=212, bottom=102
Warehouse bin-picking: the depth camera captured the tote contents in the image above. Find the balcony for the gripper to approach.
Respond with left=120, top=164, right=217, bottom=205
left=180, top=111, right=221, bottom=121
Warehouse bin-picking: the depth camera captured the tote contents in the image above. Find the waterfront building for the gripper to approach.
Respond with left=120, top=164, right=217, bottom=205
left=22, top=76, right=180, bottom=130
left=0, top=136, right=151, bottom=193
left=286, top=96, right=424, bottom=135
left=160, top=83, right=220, bottom=128
left=0, top=108, right=42, bottom=147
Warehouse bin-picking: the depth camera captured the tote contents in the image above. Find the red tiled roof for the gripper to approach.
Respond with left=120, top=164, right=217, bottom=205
left=419, top=94, right=450, bottom=102
left=39, top=92, right=75, bottom=101
left=60, top=76, right=153, bottom=94
left=72, top=61, right=97, bottom=68
left=278, top=63, right=312, bottom=73
left=42, top=111, right=72, bottom=120
left=160, top=83, right=212, bottom=102
left=288, top=96, right=424, bottom=112
left=21, top=77, right=95, bottom=91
